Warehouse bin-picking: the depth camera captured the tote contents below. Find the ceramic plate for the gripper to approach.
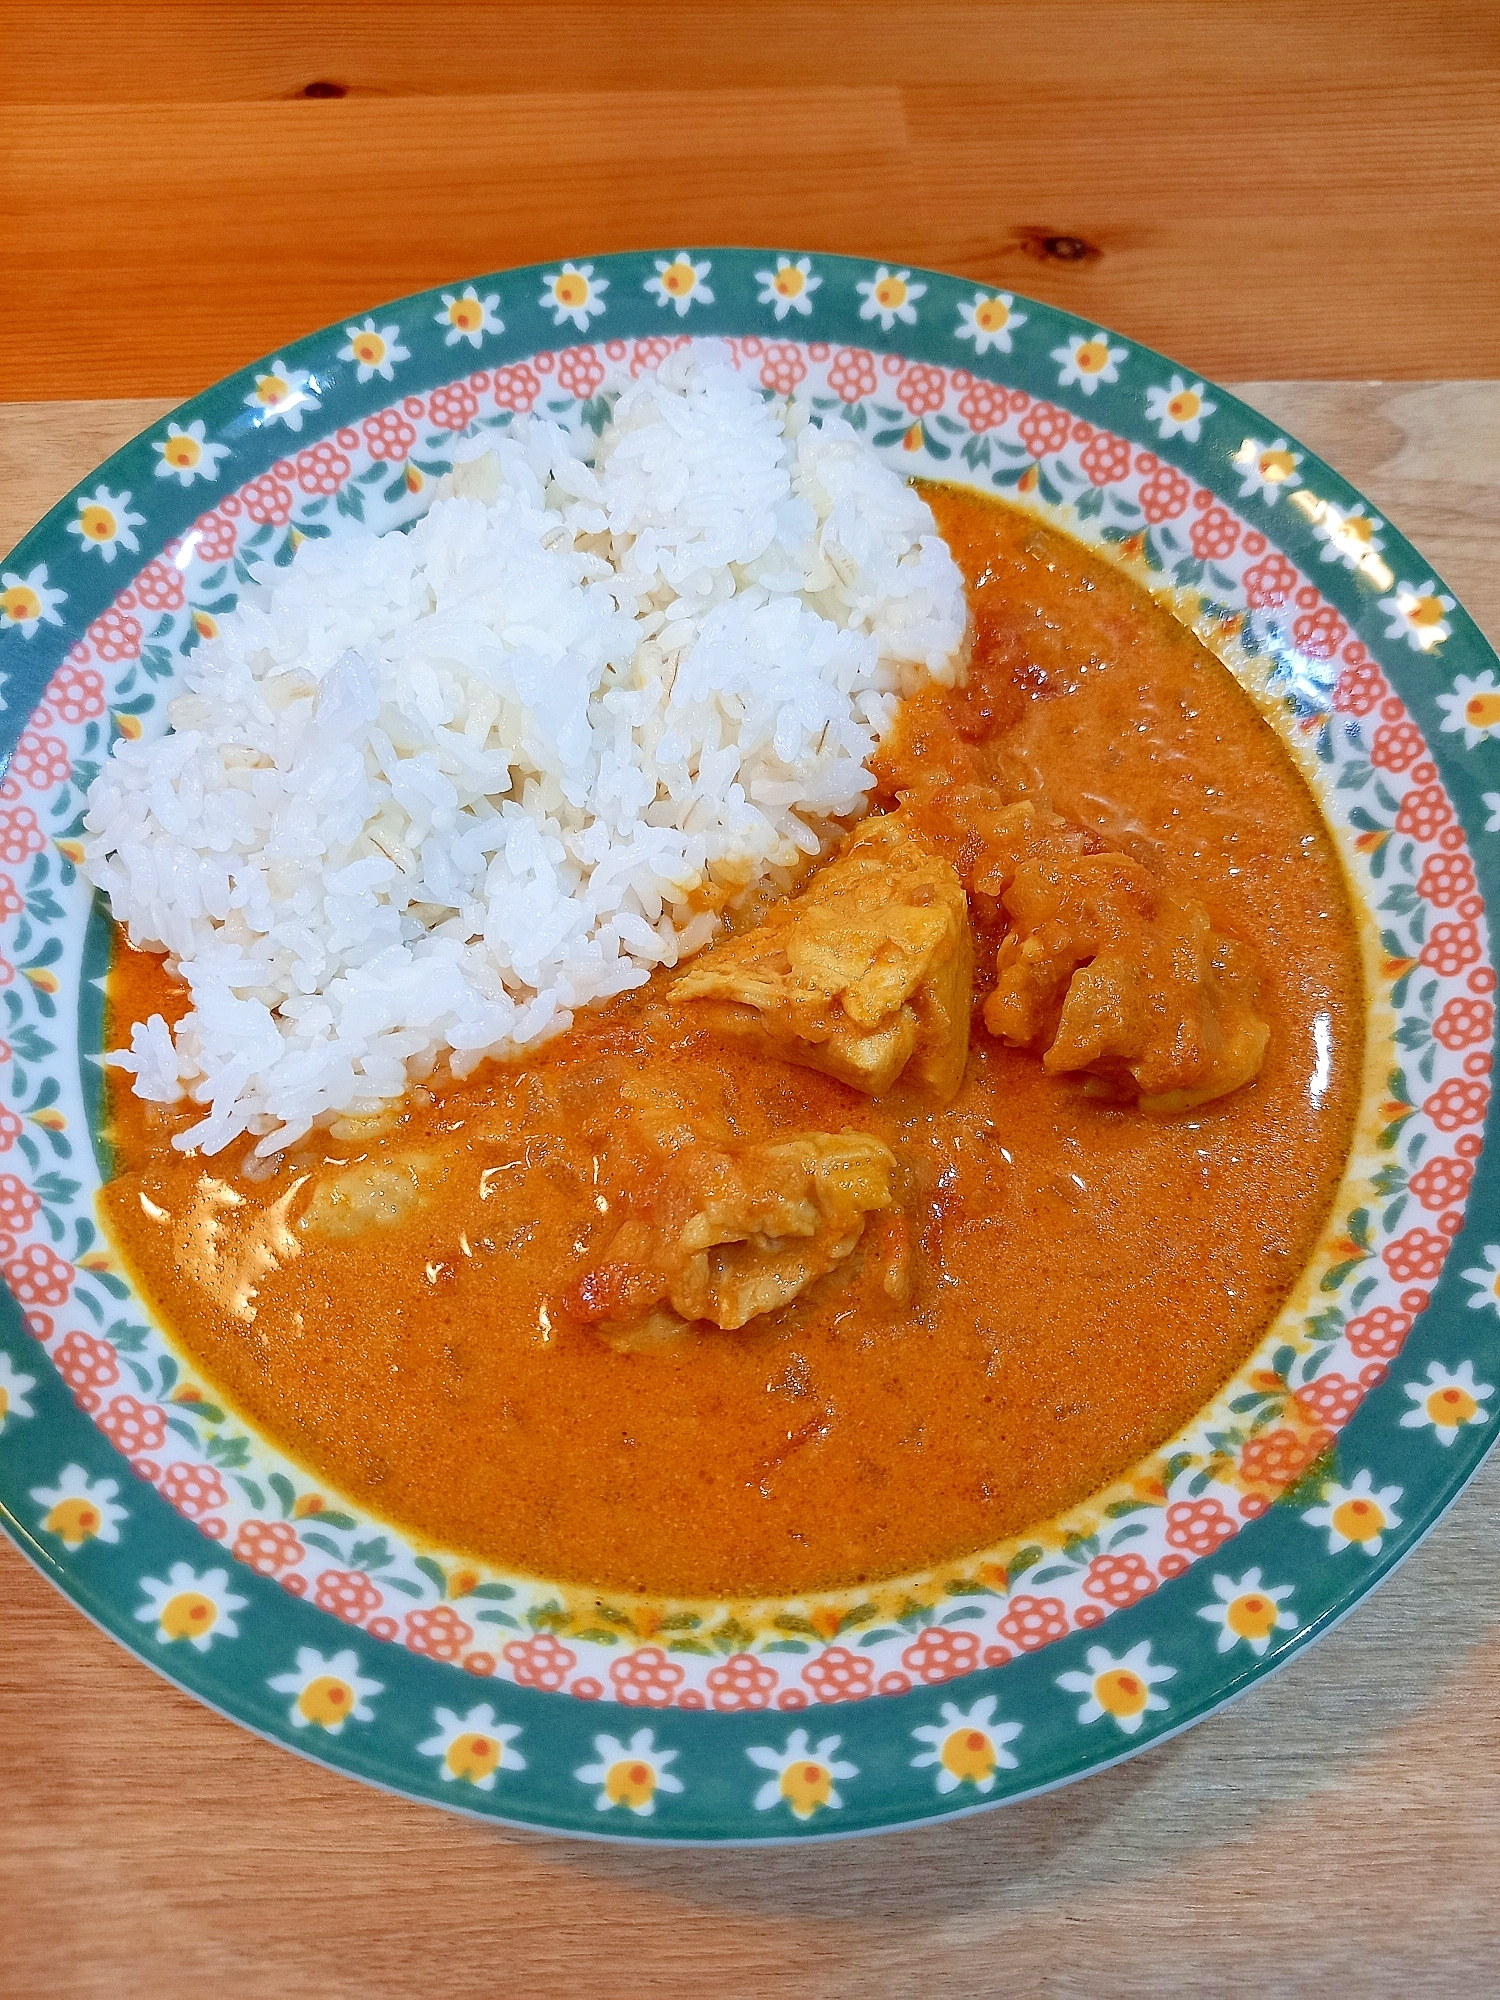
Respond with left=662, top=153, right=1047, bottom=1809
left=2, top=251, right=1498, bottom=1842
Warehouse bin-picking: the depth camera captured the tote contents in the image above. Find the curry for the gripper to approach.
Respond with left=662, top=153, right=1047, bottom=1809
left=100, top=486, right=1364, bottom=1600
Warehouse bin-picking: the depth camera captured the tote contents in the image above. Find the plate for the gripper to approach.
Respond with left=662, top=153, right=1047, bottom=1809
left=2, top=250, right=1498, bottom=1843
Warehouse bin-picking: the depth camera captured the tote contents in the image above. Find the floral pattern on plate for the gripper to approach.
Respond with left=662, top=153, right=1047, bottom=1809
left=0, top=252, right=1497, bottom=1841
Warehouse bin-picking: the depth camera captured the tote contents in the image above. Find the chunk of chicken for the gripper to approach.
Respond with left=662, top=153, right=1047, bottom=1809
left=900, top=788, right=1098, bottom=896
left=957, top=795, right=1098, bottom=896
left=565, top=1130, right=900, bottom=1332
left=298, top=1151, right=437, bottom=1238
left=983, top=848, right=1269, bottom=1110
left=673, top=815, right=973, bottom=1101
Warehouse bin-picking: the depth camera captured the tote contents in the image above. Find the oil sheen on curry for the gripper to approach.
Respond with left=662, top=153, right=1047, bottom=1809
left=101, top=488, right=1364, bottom=1600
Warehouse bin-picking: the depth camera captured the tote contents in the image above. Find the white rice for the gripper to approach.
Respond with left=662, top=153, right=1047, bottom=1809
left=82, top=345, right=967, bottom=1155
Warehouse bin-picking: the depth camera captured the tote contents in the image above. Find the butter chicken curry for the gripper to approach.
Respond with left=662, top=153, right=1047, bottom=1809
left=101, top=487, right=1364, bottom=1599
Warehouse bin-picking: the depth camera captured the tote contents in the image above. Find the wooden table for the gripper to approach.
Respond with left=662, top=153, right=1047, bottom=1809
left=3, top=2, right=1500, bottom=397
left=2, top=382, right=1498, bottom=1997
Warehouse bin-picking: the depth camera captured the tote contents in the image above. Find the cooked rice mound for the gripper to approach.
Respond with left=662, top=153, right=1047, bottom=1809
left=82, top=345, right=968, bottom=1154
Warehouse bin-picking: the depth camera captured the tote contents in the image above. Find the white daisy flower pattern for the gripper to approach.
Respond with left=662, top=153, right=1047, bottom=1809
left=1056, top=1640, right=1174, bottom=1735
left=1436, top=671, right=1500, bottom=748
left=31, top=1465, right=127, bottom=1548
left=135, top=1562, right=247, bottom=1652
left=0, top=563, right=65, bottom=638
left=268, top=1646, right=382, bottom=1734
left=747, top=1728, right=859, bottom=1820
left=1051, top=329, right=1127, bottom=396
left=339, top=319, right=410, bottom=386
left=539, top=261, right=608, bottom=331
left=65, top=484, right=144, bottom=565
left=417, top=1705, right=525, bottom=1790
left=1486, top=794, right=1500, bottom=834
left=910, top=1695, right=1022, bottom=1795
left=856, top=266, right=925, bottom=331
left=575, top=1728, right=683, bottom=1817
left=955, top=289, right=1025, bottom=356
left=645, top=252, right=714, bottom=317
left=1232, top=437, right=1303, bottom=504
left=0, top=1350, right=37, bottom=1426
left=1302, top=1470, right=1403, bottom=1556
left=1144, top=373, right=1216, bottom=441
left=1400, top=1360, right=1494, bottom=1445
left=152, top=419, right=230, bottom=488
left=1312, top=501, right=1385, bottom=571
left=1463, top=1243, right=1500, bottom=1314
left=755, top=254, right=820, bottom=321
left=434, top=285, right=503, bottom=349
left=1380, top=579, right=1456, bottom=654
left=242, top=358, right=321, bottom=431
left=1197, top=1569, right=1297, bottom=1657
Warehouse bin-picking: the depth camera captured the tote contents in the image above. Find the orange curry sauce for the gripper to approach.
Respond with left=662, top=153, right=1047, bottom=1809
left=100, top=489, right=1364, bottom=1599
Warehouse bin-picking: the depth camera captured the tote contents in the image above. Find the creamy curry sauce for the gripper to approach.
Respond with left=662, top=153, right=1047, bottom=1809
left=100, top=488, right=1365, bottom=1600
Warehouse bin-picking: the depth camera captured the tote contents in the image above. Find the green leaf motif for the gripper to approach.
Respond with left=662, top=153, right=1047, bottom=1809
left=414, top=1555, right=449, bottom=1595
left=203, top=1431, right=249, bottom=1468
left=1106, top=1521, right=1149, bottom=1545
left=1075, top=486, right=1105, bottom=522
left=710, top=1616, right=754, bottom=1652
left=579, top=393, right=616, bottom=436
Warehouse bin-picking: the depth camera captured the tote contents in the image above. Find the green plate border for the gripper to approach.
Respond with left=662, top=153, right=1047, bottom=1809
left=1, top=248, right=1497, bottom=1841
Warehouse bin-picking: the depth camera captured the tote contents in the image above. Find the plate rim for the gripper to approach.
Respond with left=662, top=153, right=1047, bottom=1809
left=2, top=245, right=1498, bottom=1842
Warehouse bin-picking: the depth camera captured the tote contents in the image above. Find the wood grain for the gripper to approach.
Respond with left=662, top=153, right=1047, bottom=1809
left=2, top=2, right=1498, bottom=398
left=1, top=383, right=1499, bottom=1997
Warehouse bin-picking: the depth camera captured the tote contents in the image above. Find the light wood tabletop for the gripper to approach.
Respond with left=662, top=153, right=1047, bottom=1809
left=1, top=381, right=1498, bottom=1998
left=2, top=2, right=1499, bottom=398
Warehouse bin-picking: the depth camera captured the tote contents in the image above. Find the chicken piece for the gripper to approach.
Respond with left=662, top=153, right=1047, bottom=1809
left=983, top=851, right=1269, bottom=1111
left=958, top=796, right=1098, bottom=897
left=298, top=1151, right=437, bottom=1238
left=565, top=1130, right=900, bottom=1332
left=672, top=815, right=973, bottom=1101
left=616, top=1069, right=734, bottom=1158
left=900, top=788, right=1097, bottom=897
